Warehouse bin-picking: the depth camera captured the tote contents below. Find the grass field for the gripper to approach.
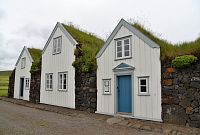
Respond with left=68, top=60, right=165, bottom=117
left=0, top=71, right=12, bottom=97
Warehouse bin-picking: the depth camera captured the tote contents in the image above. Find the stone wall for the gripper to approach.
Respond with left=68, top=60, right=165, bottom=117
left=29, top=61, right=41, bottom=103
left=75, top=70, right=97, bottom=113
left=8, top=69, right=15, bottom=98
left=162, top=59, right=200, bottom=128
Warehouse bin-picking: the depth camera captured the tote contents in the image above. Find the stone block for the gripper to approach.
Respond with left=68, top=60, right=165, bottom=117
left=163, top=79, right=173, bottom=86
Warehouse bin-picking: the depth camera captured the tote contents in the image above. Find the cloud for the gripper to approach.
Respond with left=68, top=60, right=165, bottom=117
left=15, top=23, right=50, bottom=39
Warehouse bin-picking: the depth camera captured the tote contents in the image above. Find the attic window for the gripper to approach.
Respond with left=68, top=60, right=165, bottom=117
left=21, top=57, right=26, bottom=69
left=53, top=36, right=62, bottom=54
left=115, top=37, right=131, bottom=59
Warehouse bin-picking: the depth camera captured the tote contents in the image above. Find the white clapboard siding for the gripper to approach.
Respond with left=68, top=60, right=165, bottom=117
left=14, top=47, right=32, bottom=101
left=96, top=23, right=162, bottom=121
left=40, top=25, right=76, bottom=108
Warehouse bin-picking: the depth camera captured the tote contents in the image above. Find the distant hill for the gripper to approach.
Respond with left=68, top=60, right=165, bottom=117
left=0, top=70, right=12, bottom=76
left=0, top=70, right=12, bottom=96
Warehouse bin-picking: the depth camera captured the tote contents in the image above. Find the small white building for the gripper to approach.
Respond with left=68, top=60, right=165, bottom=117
left=14, top=46, right=37, bottom=100
left=40, top=22, right=78, bottom=108
left=96, top=19, right=162, bottom=121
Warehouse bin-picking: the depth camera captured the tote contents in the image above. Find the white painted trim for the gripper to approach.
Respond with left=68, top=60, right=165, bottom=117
left=15, top=46, right=33, bottom=67
left=96, top=18, right=160, bottom=58
left=42, top=22, right=78, bottom=54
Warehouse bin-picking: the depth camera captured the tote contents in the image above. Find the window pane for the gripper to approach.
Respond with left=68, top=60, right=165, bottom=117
left=140, top=79, right=146, bottom=85
left=104, top=87, right=109, bottom=92
left=117, top=52, right=122, bottom=57
left=104, top=81, right=109, bottom=87
left=124, top=45, right=129, bottom=50
left=124, top=51, right=129, bottom=56
left=141, top=86, right=147, bottom=92
left=117, top=41, right=122, bottom=46
left=59, top=74, right=62, bottom=89
left=117, top=46, right=122, bottom=52
left=124, top=39, right=129, bottom=45
left=50, top=75, right=52, bottom=80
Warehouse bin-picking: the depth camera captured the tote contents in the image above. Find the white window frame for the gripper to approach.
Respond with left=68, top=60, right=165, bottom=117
left=53, top=36, right=62, bottom=54
left=58, top=72, right=68, bottom=91
left=45, top=73, right=53, bottom=91
left=115, top=37, right=131, bottom=60
left=138, top=77, right=149, bottom=95
left=25, top=78, right=30, bottom=89
left=21, top=57, right=26, bottom=69
left=102, top=79, right=111, bottom=95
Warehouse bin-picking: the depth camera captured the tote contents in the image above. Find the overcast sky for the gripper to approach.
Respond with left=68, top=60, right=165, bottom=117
left=0, top=0, right=200, bottom=71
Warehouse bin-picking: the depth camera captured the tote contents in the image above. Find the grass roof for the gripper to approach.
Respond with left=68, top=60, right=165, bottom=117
left=132, top=23, right=200, bottom=60
left=28, top=48, right=42, bottom=63
left=62, top=23, right=104, bottom=72
left=28, top=48, right=42, bottom=73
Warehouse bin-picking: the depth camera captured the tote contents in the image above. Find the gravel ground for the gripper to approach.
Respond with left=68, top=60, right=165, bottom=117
left=0, top=100, right=162, bottom=135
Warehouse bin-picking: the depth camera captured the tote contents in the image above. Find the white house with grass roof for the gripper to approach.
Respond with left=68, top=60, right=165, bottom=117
left=96, top=19, right=162, bottom=121
left=40, top=22, right=78, bottom=108
left=14, top=46, right=41, bottom=101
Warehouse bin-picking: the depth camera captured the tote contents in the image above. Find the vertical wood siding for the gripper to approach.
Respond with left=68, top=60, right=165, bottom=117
left=14, top=50, right=32, bottom=101
left=97, top=26, right=162, bottom=121
left=40, top=26, right=76, bottom=108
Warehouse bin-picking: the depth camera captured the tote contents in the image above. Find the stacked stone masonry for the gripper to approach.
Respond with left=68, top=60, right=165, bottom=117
left=29, top=61, right=41, bottom=103
left=162, top=59, right=200, bottom=128
left=75, top=70, right=97, bottom=113
left=8, top=69, right=15, bottom=98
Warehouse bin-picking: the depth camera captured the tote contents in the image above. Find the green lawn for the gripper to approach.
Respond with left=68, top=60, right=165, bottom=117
left=0, top=71, right=12, bottom=97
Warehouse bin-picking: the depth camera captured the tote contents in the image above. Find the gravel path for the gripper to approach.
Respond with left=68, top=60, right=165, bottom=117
left=0, top=100, right=161, bottom=135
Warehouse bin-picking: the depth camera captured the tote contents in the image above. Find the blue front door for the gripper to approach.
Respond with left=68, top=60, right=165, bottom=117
left=117, top=75, right=132, bottom=113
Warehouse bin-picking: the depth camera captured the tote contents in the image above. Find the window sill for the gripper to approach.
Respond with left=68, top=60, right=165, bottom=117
left=58, top=89, right=67, bottom=92
left=103, top=93, right=111, bottom=95
left=45, top=89, right=53, bottom=91
left=52, top=52, right=61, bottom=55
left=115, top=56, right=132, bottom=61
left=138, top=93, right=150, bottom=96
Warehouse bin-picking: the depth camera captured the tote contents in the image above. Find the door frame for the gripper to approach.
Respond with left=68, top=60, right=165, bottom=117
left=114, top=70, right=134, bottom=116
left=19, top=76, right=25, bottom=99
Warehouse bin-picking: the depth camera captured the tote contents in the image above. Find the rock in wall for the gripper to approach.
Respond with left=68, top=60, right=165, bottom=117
left=162, top=59, right=200, bottom=128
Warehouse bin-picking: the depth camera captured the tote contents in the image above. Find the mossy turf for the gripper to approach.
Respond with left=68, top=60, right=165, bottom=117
left=28, top=48, right=42, bottom=73
left=62, top=24, right=104, bottom=72
left=132, top=23, right=200, bottom=60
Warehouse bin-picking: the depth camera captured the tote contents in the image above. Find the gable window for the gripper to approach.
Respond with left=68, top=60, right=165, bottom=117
left=116, top=37, right=131, bottom=59
left=21, top=57, right=26, bottom=69
left=46, top=73, right=53, bottom=90
left=58, top=72, right=68, bottom=91
left=53, top=36, right=62, bottom=54
left=103, top=79, right=111, bottom=94
left=25, top=78, right=30, bottom=89
left=138, top=77, right=149, bottom=95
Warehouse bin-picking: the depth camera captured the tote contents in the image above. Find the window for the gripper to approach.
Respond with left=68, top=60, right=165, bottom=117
left=25, top=78, right=30, bottom=89
left=21, top=57, right=26, bottom=69
left=103, top=79, right=111, bottom=94
left=58, top=72, right=68, bottom=91
left=116, top=37, right=131, bottom=59
left=46, top=73, right=53, bottom=90
left=53, top=36, right=62, bottom=54
left=138, top=77, right=149, bottom=95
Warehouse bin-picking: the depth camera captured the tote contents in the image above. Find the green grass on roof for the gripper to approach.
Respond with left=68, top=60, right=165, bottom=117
left=62, top=23, right=104, bottom=72
left=28, top=48, right=42, bottom=73
left=132, top=23, right=200, bottom=60
left=28, top=48, right=42, bottom=63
